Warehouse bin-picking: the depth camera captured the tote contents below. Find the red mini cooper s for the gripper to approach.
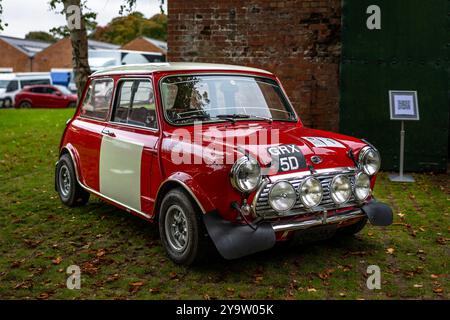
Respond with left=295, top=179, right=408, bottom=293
left=56, top=63, right=393, bottom=265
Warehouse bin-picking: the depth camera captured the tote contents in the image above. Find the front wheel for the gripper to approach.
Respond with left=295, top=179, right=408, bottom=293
left=56, top=154, right=90, bottom=207
left=19, top=101, right=32, bottom=108
left=3, top=98, right=12, bottom=108
left=159, top=189, right=209, bottom=265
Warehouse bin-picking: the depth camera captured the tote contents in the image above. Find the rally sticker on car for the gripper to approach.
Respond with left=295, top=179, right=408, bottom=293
left=267, top=144, right=307, bottom=173
left=303, top=137, right=346, bottom=148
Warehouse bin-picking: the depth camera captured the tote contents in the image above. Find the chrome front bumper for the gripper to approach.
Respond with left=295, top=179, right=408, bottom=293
left=272, top=209, right=365, bottom=232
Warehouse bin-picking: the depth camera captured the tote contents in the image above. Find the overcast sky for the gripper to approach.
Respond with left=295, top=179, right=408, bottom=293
left=1, top=0, right=167, bottom=38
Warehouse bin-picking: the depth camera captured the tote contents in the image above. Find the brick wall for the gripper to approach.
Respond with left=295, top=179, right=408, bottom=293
left=0, top=39, right=32, bottom=72
left=33, top=38, right=73, bottom=72
left=168, top=0, right=342, bottom=131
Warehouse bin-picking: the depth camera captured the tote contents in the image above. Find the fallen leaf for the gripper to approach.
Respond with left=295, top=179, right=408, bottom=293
left=433, top=288, right=443, bottom=294
left=129, top=281, right=144, bottom=293
left=226, top=287, right=235, bottom=293
left=52, top=256, right=62, bottom=265
left=413, top=284, right=423, bottom=288
left=386, top=248, right=395, bottom=255
left=430, top=274, right=439, bottom=279
left=149, top=287, right=160, bottom=294
left=239, top=292, right=250, bottom=299
left=96, top=249, right=106, bottom=257
left=339, top=292, right=346, bottom=297
left=397, top=213, right=405, bottom=218
left=169, top=272, right=177, bottom=280
left=37, top=292, right=49, bottom=300
left=307, top=288, right=317, bottom=293
left=203, top=294, right=210, bottom=300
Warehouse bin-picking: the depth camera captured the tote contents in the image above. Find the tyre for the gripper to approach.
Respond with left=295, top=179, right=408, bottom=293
left=159, top=188, right=209, bottom=265
left=67, top=101, right=77, bottom=108
left=56, top=153, right=90, bottom=207
left=337, top=217, right=368, bottom=236
left=19, top=101, right=32, bottom=108
left=3, top=98, right=12, bottom=108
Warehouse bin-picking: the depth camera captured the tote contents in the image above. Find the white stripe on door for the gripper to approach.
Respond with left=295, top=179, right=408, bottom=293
left=99, top=135, right=143, bottom=212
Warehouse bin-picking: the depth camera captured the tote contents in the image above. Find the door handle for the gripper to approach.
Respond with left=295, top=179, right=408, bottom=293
left=102, top=128, right=116, bottom=137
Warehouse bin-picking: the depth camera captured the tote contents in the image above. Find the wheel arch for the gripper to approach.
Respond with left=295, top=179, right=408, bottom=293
left=17, top=98, right=32, bottom=107
left=153, top=173, right=215, bottom=221
left=58, top=144, right=82, bottom=184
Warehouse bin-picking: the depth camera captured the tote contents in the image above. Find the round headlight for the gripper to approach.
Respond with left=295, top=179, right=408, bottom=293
left=299, top=177, right=323, bottom=208
left=359, top=147, right=381, bottom=176
left=330, top=175, right=352, bottom=204
left=354, top=172, right=371, bottom=201
left=230, top=156, right=261, bottom=193
left=268, top=181, right=297, bottom=212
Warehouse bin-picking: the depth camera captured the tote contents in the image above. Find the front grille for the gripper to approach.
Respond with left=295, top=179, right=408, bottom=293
left=254, top=168, right=359, bottom=218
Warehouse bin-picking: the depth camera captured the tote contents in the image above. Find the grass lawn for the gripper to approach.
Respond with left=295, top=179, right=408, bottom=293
left=0, top=108, right=448, bottom=300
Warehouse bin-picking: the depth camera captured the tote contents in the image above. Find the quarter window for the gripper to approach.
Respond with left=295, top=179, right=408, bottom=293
left=80, top=78, right=114, bottom=120
left=112, top=79, right=157, bottom=129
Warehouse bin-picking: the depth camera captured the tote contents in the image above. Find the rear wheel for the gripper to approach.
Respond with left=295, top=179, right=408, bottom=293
left=159, top=188, right=209, bottom=265
left=19, top=101, right=32, bottom=108
left=67, top=101, right=77, bottom=108
left=56, top=153, right=90, bottom=207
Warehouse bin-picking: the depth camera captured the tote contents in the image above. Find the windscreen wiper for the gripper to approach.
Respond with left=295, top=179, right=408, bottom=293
left=216, top=114, right=272, bottom=123
left=172, top=114, right=211, bottom=122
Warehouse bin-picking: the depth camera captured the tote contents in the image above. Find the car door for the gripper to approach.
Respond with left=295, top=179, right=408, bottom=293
left=69, top=78, right=114, bottom=191
left=29, top=86, right=45, bottom=107
left=100, top=78, right=159, bottom=217
left=47, top=86, right=67, bottom=108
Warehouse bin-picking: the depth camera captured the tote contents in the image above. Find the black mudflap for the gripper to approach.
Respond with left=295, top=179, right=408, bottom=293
left=203, top=212, right=276, bottom=260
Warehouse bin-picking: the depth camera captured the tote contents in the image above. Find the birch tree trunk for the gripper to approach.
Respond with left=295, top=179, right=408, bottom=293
left=63, top=0, right=90, bottom=99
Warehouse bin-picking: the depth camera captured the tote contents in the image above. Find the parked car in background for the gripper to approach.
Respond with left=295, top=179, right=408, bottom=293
left=55, top=62, right=393, bottom=265
left=0, top=73, right=52, bottom=108
left=0, top=73, right=16, bottom=102
left=15, top=84, right=77, bottom=108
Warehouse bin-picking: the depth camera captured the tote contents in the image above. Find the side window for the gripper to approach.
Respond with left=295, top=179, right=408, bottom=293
left=6, top=80, right=18, bottom=92
left=20, top=79, right=51, bottom=87
left=80, top=78, right=114, bottom=120
left=112, top=79, right=157, bottom=129
left=30, top=87, right=44, bottom=94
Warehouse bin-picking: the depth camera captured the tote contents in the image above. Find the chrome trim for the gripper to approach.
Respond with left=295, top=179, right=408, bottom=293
left=230, top=156, right=262, bottom=193
left=272, top=209, right=365, bottom=232
left=267, top=180, right=297, bottom=213
left=354, top=172, right=372, bottom=202
left=358, top=146, right=381, bottom=176
left=298, top=176, right=323, bottom=208
left=329, top=174, right=352, bottom=205
left=253, top=167, right=359, bottom=219
left=269, top=167, right=355, bottom=182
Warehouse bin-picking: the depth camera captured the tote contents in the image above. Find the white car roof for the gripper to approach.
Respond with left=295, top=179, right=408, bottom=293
left=91, top=62, right=273, bottom=77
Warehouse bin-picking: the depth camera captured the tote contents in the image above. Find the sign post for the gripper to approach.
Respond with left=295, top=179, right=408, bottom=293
left=388, top=91, right=419, bottom=183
